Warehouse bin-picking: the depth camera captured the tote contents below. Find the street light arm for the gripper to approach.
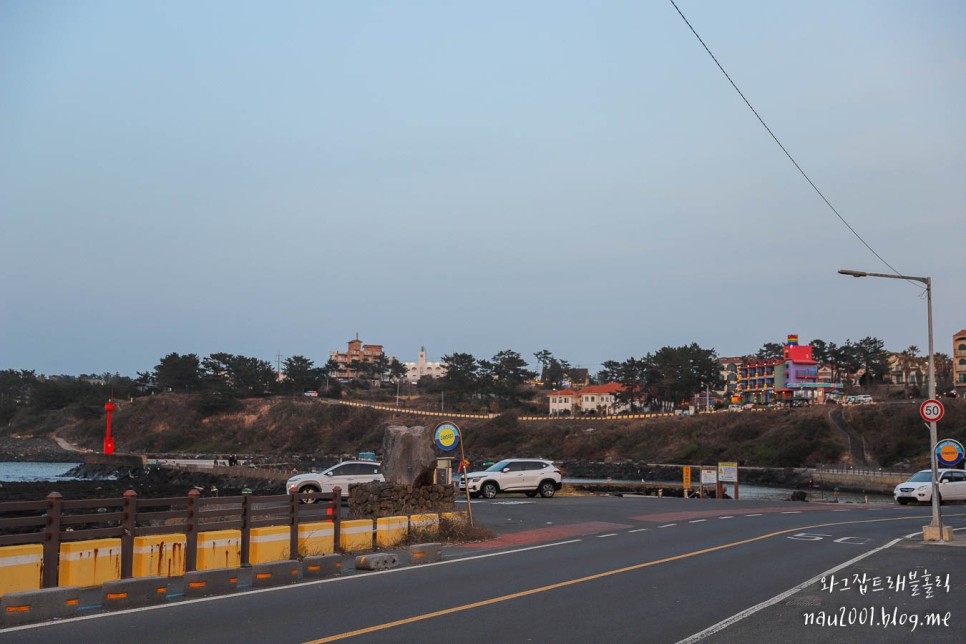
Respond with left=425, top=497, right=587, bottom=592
left=838, top=268, right=929, bottom=285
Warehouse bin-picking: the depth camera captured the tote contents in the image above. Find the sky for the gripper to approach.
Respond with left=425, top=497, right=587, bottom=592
left=2, top=0, right=964, bottom=378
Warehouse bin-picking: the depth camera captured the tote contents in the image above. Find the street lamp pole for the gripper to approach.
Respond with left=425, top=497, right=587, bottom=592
left=838, top=269, right=942, bottom=540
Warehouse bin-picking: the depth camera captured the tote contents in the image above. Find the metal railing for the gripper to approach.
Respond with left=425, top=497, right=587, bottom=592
left=0, top=487, right=341, bottom=588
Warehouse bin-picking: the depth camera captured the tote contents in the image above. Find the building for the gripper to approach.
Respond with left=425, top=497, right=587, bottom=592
left=717, top=356, right=744, bottom=397
left=737, top=335, right=842, bottom=405
left=403, top=346, right=447, bottom=384
left=955, top=329, right=966, bottom=396
left=547, top=383, right=636, bottom=415
left=329, top=337, right=385, bottom=382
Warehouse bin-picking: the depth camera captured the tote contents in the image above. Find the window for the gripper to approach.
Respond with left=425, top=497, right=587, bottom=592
left=959, top=343, right=966, bottom=351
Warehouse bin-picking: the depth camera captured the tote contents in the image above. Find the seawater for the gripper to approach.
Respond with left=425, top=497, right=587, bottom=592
left=0, top=462, right=79, bottom=482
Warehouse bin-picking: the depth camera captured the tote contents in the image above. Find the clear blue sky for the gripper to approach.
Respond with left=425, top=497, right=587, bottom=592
left=2, top=1, right=964, bottom=377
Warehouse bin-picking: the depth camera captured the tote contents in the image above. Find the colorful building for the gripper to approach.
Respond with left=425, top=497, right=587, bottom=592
left=329, top=337, right=385, bottom=382
left=737, top=335, right=842, bottom=405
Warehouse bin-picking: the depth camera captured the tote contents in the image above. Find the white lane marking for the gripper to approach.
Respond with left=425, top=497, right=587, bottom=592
left=658, top=524, right=676, bottom=528
left=781, top=511, right=801, bottom=514
left=629, top=528, right=649, bottom=533
left=676, top=536, right=908, bottom=644
left=598, top=533, right=617, bottom=538
left=745, top=514, right=762, bottom=517
left=719, top=516, right=734, bottom=519
left=689, top=519, right=706, bottom=523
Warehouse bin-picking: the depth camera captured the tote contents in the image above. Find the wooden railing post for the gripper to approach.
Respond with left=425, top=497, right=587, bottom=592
left=42, top=492, right=62, bottom=588
left=185, top=489, right=199, bottom=572
left=331, top=486, right=341, bottom=552
left=289, top=491, right=300, bottom=561
left=121, top=490, right=137, bottom=579
left=240, top=492, right=251, bottom=566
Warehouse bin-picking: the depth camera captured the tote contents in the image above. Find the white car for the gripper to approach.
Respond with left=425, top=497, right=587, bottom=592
left=286, top=460, right=384, bottom=501
left=459, top=458, right=562, bottom=499
left=894, top=469, right=966, bottom=505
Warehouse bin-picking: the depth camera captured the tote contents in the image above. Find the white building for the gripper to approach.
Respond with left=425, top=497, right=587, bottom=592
left=403, top=346, right=446, bottom=384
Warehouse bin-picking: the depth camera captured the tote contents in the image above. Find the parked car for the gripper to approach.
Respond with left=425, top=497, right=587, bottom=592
left=894, top=469, right=966, bottom=505
left=845, top=395, right=873, bottom=405
left=459, top=458, right=562, bottom=499
left=727, top=404, right=742, bottom=412
left=286, top=460, right=384, bottom=502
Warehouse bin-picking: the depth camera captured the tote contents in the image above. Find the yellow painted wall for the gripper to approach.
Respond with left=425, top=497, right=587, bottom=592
left=298, top=522, right=334, bottom=557
left=376, top=516, right=408, bottom=548
left=441, top=511, right=469, bottom=525
left=339, top=520, right=373, bottom=553
left=59, top=539, right=121, bottom=587
left=132, top=535, right=186, bottom=578
left=196, top=530, right=241, bottom=571
left=0, top=544, right=43, bottom=597
left=249, top=526, right=291, bottom=564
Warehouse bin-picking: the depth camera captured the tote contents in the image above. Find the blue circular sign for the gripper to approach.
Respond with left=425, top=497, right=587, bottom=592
left=434, top=422, right=460, bottom=451
left=936, top=439, right=965, bottom=467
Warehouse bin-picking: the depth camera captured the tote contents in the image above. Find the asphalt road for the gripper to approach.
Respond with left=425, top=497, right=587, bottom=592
left=2, top=495, right=964, bottom=643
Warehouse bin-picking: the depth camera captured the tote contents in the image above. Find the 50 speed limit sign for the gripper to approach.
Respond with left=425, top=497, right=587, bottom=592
left=920, top=399, right=945, bottom=423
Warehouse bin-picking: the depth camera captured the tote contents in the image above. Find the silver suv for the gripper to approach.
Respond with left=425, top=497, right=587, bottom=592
left=460, top=458, right=562, bottom=499
left=286, top=460, right=384, bottom=501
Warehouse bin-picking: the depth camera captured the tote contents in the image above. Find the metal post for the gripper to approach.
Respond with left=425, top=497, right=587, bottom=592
left=839, top=269, right=943, bottom=541
left=331, top=486, right=342, bottom=552
left=240, top=493, right=251, bottom=566
left=185, top=489, right=199, bottom=572
left=289, top=491, right=300, bottom=561
left=42, top=492, right=62, bottom=588
left=121, top=490, right=137, bottom=579
left=925, top=277, right=943, bottom=538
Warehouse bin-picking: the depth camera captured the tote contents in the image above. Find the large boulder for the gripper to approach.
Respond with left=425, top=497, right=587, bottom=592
left=381, top=425, right=437, bottom=486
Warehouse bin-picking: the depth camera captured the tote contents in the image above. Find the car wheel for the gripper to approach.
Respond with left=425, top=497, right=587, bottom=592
left=896, top=498, right=910, bottom=505
left=538, top=481, right=557, bottom=498
left=298, top=484, right=321, bottom=503
left=481, top=482, right=499, bottom=499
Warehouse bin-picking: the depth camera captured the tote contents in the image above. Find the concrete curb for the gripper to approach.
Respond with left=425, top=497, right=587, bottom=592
left=302, top=554, right=342, bottom=578
left=1, top=586, right=80, bottom=626
left=354, top=553, right=399, bottom=571
left=409, top=543, right=443, bottom=565
left=183, top=568, right=240, bottom=598
left=251, top=561, right=302, bottom=588
left=102, top=577, right=169, bottom=610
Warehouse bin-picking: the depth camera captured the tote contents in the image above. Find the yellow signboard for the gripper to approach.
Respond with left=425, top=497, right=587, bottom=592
left=683, top=467, right=692, bottom=489
left=718, top=462, right=738, bottom=483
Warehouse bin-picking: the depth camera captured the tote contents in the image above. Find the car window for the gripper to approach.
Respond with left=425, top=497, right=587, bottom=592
left=327, top=464, right=350, bottom=476
left=907, top=471, right=932, bottom=483
left=525, top=462, right=548, bottom=470
left=943, top=472, right=965, bottom=483
left=504, top=461, right=526, bottom=472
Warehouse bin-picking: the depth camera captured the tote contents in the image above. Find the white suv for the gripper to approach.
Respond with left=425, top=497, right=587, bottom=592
left=286, top=461, right=384, bottom=501
left=460, top=459, right=562, bottom=499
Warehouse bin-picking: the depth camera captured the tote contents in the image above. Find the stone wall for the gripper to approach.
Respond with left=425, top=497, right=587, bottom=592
left=348, top=482, right=456, bottom=520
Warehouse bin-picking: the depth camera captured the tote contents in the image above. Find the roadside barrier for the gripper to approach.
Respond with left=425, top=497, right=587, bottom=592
left=101, top=576, right=168, bottom=610
left=354, top=553, right=398, bottom=571
left=183, top=568, right=239, bottom=598
left=302, top=554, right=341, bottom=578
left=409, top=543, right=442, bottom=565
left=1, top=586, right=80, bottom=627
left=0, top=486, right=342, bottom=595
left=251, top=560, right=302, bottom=588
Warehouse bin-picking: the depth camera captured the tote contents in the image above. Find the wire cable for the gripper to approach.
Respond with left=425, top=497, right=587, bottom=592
left=668, top=0, right=920, bottom=289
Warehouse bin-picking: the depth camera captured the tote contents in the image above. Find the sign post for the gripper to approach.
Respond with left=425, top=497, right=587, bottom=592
left=919, top=398, right=946, bottom=541
left=700, top=467, right=717, bottom=499
left=682, top=466, right=692, bottom=498
left=435, top=421, right=473, bottom=526
left=718, top=462, right=738, bottom=500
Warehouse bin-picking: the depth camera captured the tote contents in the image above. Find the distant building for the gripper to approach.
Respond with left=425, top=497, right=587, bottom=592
left=403, top=346, right=446, bottom=384
left=717, top=356, right=744, bottom=397
left=954, top=329, right=966, bottom=396
left=547, top=382, right=636, bottom=415
left=329, top=337, right=385, bottom=382
left=737, top=335, right=842, bottom=405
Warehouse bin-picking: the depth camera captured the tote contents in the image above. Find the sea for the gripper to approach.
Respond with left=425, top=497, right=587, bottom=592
left=0, top=462, right=80, bottom=483
left=0, top=462, right=894, bottom=504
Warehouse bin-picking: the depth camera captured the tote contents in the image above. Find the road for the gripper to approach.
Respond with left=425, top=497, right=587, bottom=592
left=2, top=496, right=964, bottom=643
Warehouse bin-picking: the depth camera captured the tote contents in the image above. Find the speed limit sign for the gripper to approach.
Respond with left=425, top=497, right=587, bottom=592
left=920, top=399, right=945, bottom=423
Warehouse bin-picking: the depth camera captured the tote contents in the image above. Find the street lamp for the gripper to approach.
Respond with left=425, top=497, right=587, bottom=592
left=838, top=269, right=943, bottom=541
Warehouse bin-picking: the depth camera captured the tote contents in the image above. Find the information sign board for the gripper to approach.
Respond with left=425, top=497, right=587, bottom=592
left=718, top=462, right=738, bottom=483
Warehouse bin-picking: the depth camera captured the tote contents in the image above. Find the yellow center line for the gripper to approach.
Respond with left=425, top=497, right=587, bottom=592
left=305, top=513, right=961, bottom=643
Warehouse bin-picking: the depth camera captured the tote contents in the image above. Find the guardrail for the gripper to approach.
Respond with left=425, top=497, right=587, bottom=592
left=0, top=487, right=341, bottom=589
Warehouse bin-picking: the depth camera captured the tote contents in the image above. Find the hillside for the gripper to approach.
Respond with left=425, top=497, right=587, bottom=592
left=4, top=394, right=963, bottom=470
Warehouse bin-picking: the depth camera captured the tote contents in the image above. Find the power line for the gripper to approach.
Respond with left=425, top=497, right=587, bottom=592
left=668, top=0, right=920, bottom=289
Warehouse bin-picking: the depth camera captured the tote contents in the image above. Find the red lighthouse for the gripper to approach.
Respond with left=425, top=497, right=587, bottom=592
left=104, top=398, right=116, bottom=455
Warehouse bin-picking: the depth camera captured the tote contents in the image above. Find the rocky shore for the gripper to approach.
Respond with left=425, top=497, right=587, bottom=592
left=0, top=435, right=84, bottom=463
